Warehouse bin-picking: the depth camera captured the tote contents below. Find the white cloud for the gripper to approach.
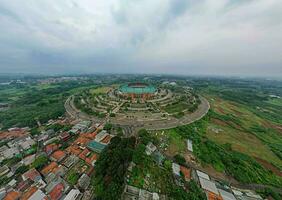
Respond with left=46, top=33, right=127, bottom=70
left=0, top=0, right=281, bottom=76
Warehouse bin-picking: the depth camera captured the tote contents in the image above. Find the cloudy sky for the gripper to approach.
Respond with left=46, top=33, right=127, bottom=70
left=0, top=0, right=282, bottom=76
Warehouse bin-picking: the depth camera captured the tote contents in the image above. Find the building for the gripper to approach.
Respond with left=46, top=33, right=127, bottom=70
left=118, top=83, right=157, bottom=100
left=51, top=150, right=66, bottom=162
left=145, top=142, right=157, bottom=155
left=3, top=190, right=20, bottom=200
left=94, top=130, right=108, bottom=142
left=0, top=165, right=10, bottom=176
left=218, top=189, right=236, bottom=200
left=27, top=189, right=47, bottom=200
left=45, top=143, right=59, bottom=155
left=63, top=155, right=79, bottom=168
left=180, top=166, right=191, bottom=181
left=87, top=141, right=106, bottom=153
left=22, top=168, right=42, bottom=182
left=63, top=189, right=81, bottom=200
left=78, top=174, right=90, bottom=190
left=152, top=150, right=165, bottom=165
left=187, top=139, right=193, bottom=152
left=21, top=154, right=36, bottom=165
left=122, top=185, right=164, bottom=200
left=59, top=132, right=71, bottom=142
left=19, top=138, right=35, bottom=150
left=172, top=163, right=181, bottom=176
left=199, top=177, right=220, bottom=199
left=196, top=170, right=210, bottom=180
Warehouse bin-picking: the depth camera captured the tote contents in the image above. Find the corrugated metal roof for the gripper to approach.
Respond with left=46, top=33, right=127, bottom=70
left=199, top=177, right=219, bottom=195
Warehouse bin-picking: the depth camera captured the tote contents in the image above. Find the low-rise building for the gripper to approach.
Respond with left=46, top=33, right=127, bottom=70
left=21, top=154, right=36, bottom=166
left=63, top=155, right=79, bottom=168
left=0, top=165, right=10, bottom=176
left=172, top=163, right=180, bottom=176
left=78, top=174, right=90, bottom=190
left=22, top=168, right=42, bottom=182
left=145, top=142, right=157, bottom=155
left=51, top=150, right=66, bottom=162
left=63, top=189, right=81, bottom=200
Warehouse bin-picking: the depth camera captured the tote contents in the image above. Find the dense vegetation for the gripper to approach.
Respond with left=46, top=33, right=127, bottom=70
left=173, top=115, right=282, bottom=187
left=93, top=136, right=136, bottom=200
left=0, top=81, right=94, bottom=129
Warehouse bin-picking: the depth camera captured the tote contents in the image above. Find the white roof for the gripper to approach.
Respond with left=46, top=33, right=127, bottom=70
left=172, top=163, right=180, bottom=176
left=187, top=139, right=193, bottom=152
left=199, top=177, right=219, bottom=195
left=196, top=170, right=210, bottom=180
left=63, top=189, right=81, bottom=200
left=29, top=190, right=46, bottom=200
left=218, top=189, right=236, bottom=200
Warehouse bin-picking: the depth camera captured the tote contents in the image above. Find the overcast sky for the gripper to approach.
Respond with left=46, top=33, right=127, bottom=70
left=0, top=0, right=282, bottom=76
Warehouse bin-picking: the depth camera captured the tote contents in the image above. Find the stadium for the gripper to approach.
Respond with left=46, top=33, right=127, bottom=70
left=118, top=83, right=157, bottom=100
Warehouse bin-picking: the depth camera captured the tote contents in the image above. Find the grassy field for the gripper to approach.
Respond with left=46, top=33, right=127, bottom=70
left=206, top=96, right=282, bottom=169
left=90, top=86, right=112, bottom=94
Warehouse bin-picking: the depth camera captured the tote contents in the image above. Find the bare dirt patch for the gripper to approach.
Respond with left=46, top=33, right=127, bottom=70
left=255, top=157, right=282, bottom=177
left=212, top=118, right=228, bottom=126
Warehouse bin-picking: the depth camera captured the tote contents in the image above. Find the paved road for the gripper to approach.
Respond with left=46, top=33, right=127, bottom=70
left=65, top=95, right=210, bottom=133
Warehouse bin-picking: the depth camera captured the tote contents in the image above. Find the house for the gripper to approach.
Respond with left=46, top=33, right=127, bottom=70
left=63, top=155, right=79, bottom=168
left=94, top=130, right=108, bottom=142
left=187, top=139, right=193, bottom=152
left=0, top=165, right=10, bottom=176
left=22, top=154, right=36, bottom=165
left=59, top=132, right=71, bottom=142
left=199, top=177, right=220, bottom=197
left=3, top=190, right=20, bottom=200
left=87, top=141, right=106, bottom=153
left=51, top=150, right=66, bottom=162
left=152, top=150, right=165, bottom=165
left=27, top=189, right=47, bottom=200
left=218, top=189, right=236, bottom=200
left=78, top=174, right=90, bottom=190
left=122, top=185, right=163, bottom=200
left=16, top=179, right=33, bottom=192
left=145, top=142, right=157, bottom=155
left=45, top=144, right=59, bottom=155
left=1, top=147, right=19, bottom=159
left=48, top=183, right=65, bottom=200
left=41, top=162, right=59, bottom=177
left=7, top=179, right=17, bottom=188
left=100, top=135, right=112, bottom=144
left=22, top=168, right=42, bottom=182
left=63, top=189, right=81, bottom=200
left=180, top=166, right=191, bottom=181
left=46, top=177, right=68, bottom=200
left=19, top=138, right=35, bottom=150
left=172, top=163, right=181, bottom=176
left=196, top=170, right=210, bottom=180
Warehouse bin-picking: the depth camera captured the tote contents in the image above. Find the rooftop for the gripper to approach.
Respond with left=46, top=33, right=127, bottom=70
left=51, top=150, right=66, bottom=161
left=87, top=140, right=106, bottom=153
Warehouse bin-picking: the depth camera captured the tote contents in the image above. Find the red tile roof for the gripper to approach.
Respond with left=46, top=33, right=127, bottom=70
left=51, top=150, right=66, bottom=161
left=207, top=191, right=223, bottom=200
left=4, top=191, right=20, bottom=200
left=22, top=168, right=41, bottom=182
left=100, top=135, right=111, bottom=144
left=41, top=162, right=58, bottom=176
left=45, top=143, right=59, bottom=155
left=21, top=186, right=38, bottom=200
left=180, top=166, right=191, bottom=181
left=49, top=183, right=64, bottom=200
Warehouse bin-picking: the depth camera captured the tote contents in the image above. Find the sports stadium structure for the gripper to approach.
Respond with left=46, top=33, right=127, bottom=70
left=65, top=82, right=210, bottom=132
left=118, top=83, right=157, bottom=100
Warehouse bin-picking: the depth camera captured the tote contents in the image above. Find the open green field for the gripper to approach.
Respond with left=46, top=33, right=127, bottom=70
left=90, top=86, right=112, bottom=94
